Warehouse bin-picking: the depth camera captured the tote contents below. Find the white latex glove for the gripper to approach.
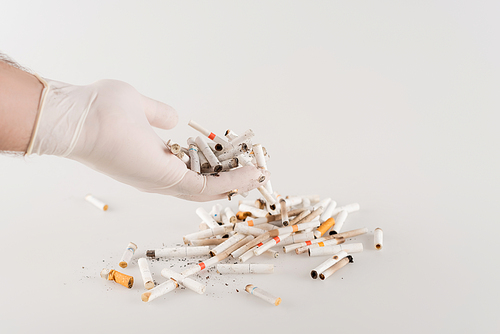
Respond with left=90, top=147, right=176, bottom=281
left=27, top=76, right=269, bottom=201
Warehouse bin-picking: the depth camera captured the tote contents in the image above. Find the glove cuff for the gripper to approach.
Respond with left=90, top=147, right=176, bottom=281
left=25, top=73, right=49, bottom=155
left=25, top=76, right=94, bottom=157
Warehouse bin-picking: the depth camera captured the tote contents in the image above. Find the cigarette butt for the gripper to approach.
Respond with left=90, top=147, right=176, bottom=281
left=314, top=217, right=335, bottom=238
left=119, top=242, right=137, bottom=268
left=217, top=264, right=274, bottom=274
left=329, top=210, right=348, bottom=235
left=210, top=233, right=247, bottom=257
left=137, top=258, right=154, bottom=290
left=85, top=194, right=108, bottom=211
left=288, top=209, right=311, bottom=226
left=236, top=211, right=252, bottom=220
left=187, top=238, right=228, bottom=246
left=310, top=251, right=348, bottom=279
left=245, top=284, right=281, bottom=306
left=234, top=224, right=267, bottom=236
left=374, top=228, right=383, bottom=250
left=146, top=246, right=210, bottom=258
left=333, top=227, right=368, bottom=239
left=141, top=279, right=178, bottom=302
left=319, top=201, right=337, bottom=222
left=161, top=268, right=206, bottom=294
left=101, top=269, right=134, bottom=289
left=319, top=255, right=353, bottom=280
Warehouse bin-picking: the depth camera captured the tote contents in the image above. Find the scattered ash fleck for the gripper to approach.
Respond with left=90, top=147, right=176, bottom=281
left=225, top=283, right=228, bottom=286
left=236, top=289, right=239, bottom=292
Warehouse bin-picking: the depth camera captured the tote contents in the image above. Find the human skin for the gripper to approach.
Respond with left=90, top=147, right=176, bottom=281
left=0, top=60, right=43, bottom=152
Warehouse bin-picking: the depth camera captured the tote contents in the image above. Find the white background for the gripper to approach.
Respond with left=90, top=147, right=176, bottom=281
left=1, top=1, right=499, bottom=333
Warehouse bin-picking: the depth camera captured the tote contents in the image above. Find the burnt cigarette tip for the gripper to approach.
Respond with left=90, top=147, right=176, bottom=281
left=258, top=175, right=266, bottom=183
left=141, top=292, right=151, bottom=302
left=214, top=165, right=223, bottom=173
left=145, top=281, right=154, bottom=290
left=311, top=271, right=318, bottom=279
left=347, top=255, right=354, bottom=263
left=146, top=250, right=155, bottom=258
left=329, top=231, right=338, bottom=235
left=319, top=274, right=325, bottom=280
left=119, top=261, right=128, bottom=268
left=270, top=204, right=276, bottom=211
left=215, top=143, right=223, bottom=151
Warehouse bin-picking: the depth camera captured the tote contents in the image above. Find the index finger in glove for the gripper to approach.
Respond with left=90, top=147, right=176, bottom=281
left=174, top=165, right=270, bottom=202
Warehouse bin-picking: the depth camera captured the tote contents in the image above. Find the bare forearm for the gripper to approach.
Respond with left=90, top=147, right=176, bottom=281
left=0, top=59, right=43, bottom=152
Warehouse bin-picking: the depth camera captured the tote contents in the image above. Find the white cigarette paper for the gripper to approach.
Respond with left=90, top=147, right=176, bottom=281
left=183, top=225, right=233, bottom=244
left=279, top=198, right=289, bottom=226
left=319, top=200, right=337, bottom=223
left=314, top=198, right=332, bottom=211
left=253, top=143, right=273, bottom=194
left=138, top=258, right=154, bottom=290
left=374, top=228, right=384, bottom=250
left=195, top=136, right=222, bottom=172
left=320, top=256, right=352, bottom=280
left=240, top=217, right=268, bottom=226
left=257, top=186, right=277, bottom=206
left=210, top=233, right=247, bottom=256
left=279, top=232, right=315, bottom=247
left=119, top=242, right=137, bottom=268
left=161, top=268, right=206, bottom=294
left=85, top=194, right=108, bottom=211
left=196, top=207, right=219, bottom=229
left=188, top=143, right=201, bottom=173
left=331, top=210, right=348, bottom=234
left=245, top=284, right=281, bottom=306
left=229, top=235, right=256, bottom=258
left=308, top=243, right=364, bottom=257
left=239, top=246, right=259, bottom=263
left=188, top=120, right=229, bottom=147
left=229, top=129, right=254, bottom=150
left=310, top=251, right=348, bottom=279
left=234, top=224, right=267, bottom=236
left=238, top=204, right=269, bottom=218
left=254, top=233, right=291, bottom=256
left=295, top=236, right=345, bottom=254
left=217, top=264, right=274, bottom=274
left=141, top=279, right=178, bottom=302
left=224, top=207, right=237, bottom=223
left=147, top=246, right=210, bottom=258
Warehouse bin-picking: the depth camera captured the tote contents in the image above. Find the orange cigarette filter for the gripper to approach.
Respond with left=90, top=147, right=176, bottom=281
left=236, top=211, right=252, bottom=220
left=101, top=269, right=134, bottom=289
left=314, top=218, right=335, bottom=238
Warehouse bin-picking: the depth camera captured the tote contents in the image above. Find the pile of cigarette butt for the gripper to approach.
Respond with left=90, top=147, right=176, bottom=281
left=166, top=120, right=267, bottom=201
left=92, top=121, right=384, bottom=306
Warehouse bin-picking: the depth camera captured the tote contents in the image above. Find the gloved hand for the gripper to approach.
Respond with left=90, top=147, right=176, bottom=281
left=27, top=76, right=269, bottom=201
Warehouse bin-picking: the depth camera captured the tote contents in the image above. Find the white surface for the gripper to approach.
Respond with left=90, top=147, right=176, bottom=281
left=1, top=1, right=499, bottom=333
